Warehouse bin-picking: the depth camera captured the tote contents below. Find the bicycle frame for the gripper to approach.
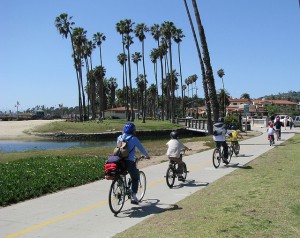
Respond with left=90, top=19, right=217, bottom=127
left=108, top=157, right=147, bottom=215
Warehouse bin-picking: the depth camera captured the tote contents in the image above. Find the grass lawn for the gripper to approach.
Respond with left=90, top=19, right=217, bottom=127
left=115, top=134, right=300, bottom=238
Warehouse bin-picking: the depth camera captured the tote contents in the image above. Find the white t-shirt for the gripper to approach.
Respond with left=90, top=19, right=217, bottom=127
left=268, top=127, right=275, bottom=135
left=166, top=139, right=185, bottom=158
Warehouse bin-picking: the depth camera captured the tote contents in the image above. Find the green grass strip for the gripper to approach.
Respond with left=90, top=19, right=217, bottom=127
left=0, top=156, right=105, bottom=206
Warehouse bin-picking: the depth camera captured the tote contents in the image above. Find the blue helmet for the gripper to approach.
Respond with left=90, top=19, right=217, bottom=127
left=231, top=125, right=237, bottom=130
left=123, top=122, right=136, bottom=134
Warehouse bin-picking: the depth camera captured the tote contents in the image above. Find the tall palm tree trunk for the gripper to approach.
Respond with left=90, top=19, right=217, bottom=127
left=184, top=0, right=213, bottom=133
left=191, top=0, right=219, bottom=122
left=127, top=48, right=134, bottom=121
left=142, top=41, right=147, bottom=123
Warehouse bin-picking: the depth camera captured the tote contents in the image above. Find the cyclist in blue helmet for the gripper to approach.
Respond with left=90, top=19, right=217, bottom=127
left=117, top=122, right=150, bottom=205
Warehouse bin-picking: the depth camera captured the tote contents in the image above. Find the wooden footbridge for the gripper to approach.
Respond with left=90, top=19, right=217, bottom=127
left=177, top=118, right=209, bottom=134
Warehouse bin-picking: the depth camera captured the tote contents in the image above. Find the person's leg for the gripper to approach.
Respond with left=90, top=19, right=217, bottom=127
left=169, top=157, right=183, bottom=174
left=125, top=160, right=140, bottom=203
left=222, top=141, right=229, bottom=159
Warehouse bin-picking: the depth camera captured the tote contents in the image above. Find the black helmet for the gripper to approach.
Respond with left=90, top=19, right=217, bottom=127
left=170, top=131, right=178, bottom=139
left=218, top=117, right=224, bottom=123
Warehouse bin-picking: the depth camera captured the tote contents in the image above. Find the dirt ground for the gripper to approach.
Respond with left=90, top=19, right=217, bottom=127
left=0, top=120, right=61, bottom=140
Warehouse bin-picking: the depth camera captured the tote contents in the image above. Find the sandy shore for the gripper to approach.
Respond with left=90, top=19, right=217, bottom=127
left=0, top=120, right=56, bottom=140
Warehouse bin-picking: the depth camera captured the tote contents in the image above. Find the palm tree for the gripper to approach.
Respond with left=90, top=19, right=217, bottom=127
left=107, top=77, right=118, bottom=108
left=173, top=28, right=185, bottom=117
left=148, top=84, right=157, bottom=117
left=94, top=65, right=106, bottom=117
left=150, top=24, right=165, bottom=120
left=132, top=51, right=142, bottom=113
left=134, top=23, right=149, bottom=123
left=218, top=89, right=230, bottom=116
left=191, top=0, right=219, bottom=122
left=217, top=68, right=226, bottom=116
left=82, top=40, right=95, bottom=119
left=93, top=32, right=106, bottom=67
left=55, top=13, right=84, bottom=121
left=122, top=19, right=135, bottom=121
left=117, top=53, right=128, bottom=103
left=131, top=52, right=142, bottom=77
left=161, top=21, right=176, bottom=122
left=183, top=0, right=213, bottom=133
left=116, top=20, right=130, bottom=119
left=72, top=27, right=88, bottom=120
left=136, top=74, right=146, bottom=119
left=150, top=48, right=160, bottom=119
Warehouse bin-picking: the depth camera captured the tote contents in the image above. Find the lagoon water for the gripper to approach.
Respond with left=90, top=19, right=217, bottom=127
left=0, top=140, right=115, bottom=153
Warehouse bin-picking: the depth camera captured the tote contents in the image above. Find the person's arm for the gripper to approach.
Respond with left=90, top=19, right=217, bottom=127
left=133, top=137, right=150, bottom=159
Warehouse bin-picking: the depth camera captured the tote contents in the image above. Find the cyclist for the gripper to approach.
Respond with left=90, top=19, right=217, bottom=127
left=166, top=131, right=191, bottom=181
left=213, top=117, right=229, bottom=164
left=117, top=122, right=150, bottom=205
left=267, top=122, right=275, bottom=144
left=229, top=125, right=243, bottom=147
left=273, top=116, right=282, bottom=140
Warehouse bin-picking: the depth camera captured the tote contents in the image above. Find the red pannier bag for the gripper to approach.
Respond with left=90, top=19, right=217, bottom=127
left=104, top=156, right=125, bottom=180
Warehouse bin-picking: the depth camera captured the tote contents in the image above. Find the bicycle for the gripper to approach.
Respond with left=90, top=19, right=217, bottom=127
left=229, top=142, right=240, bottom=156
left=212, top=143, right=232, bottom=168
left=268, top=134, right=275, bottom=146
left=108, top=156, right=147, bottom=215
left=165, top=150, right=190, bottom=188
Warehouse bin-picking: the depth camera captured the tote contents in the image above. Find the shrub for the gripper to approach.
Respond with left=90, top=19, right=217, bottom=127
left=0, top=156, right=106, bottom=206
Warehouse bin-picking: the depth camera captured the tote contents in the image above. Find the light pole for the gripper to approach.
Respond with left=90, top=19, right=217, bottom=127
left=217, top=69, right=226, bottom=117
left=15, top=101, right=20, bottom=120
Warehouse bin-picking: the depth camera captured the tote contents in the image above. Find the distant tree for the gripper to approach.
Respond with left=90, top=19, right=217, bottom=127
left=173, top=28, right=185, bottom=117
left=241, top=93, right=250, bottom=99
left=134, top=23, right=149, bottom=123
left=55, top=13, right=84, bottom=121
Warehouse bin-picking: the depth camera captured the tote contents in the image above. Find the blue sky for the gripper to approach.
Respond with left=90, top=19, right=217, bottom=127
left=1, top=0, right=299, bottom=112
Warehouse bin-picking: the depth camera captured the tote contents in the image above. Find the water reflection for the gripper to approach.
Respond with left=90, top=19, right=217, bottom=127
left=0, top=140, right=115, bottom=153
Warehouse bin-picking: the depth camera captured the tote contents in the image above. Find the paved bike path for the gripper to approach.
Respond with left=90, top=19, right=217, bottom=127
left=0, top=129, right=297, bottom=238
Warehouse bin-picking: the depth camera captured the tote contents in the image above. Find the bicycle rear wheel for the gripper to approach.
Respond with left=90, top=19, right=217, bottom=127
left=234, top=143, right=240, bottom=155
left=108, top=178, right=125, bottom=215
left=166, top=167, right=176, bottom=188
left=212, top=148, right=221, bottom=168
left=228, top=145, right=233, bottom=158
left=136, top=171, right=146, bottom=202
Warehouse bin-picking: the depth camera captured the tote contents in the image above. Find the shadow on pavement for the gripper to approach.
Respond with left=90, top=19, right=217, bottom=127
left=235, top=154, right=254, bottom=158
left=120, top=199, right=182, bottom=218
left=175, top=180, right=209, bottom=189
left=227, top=163, right=253, bottom=169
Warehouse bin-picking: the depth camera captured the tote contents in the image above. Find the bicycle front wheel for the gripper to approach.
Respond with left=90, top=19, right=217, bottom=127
left=108, top=178, right=125, bottom=215
left=227, top=148, right=232, bottom=163
left=136, top=171, right=146, bottom=202
left=212, top=148, right=221, bottom=168
left=166, top=167, right=176, bottom=188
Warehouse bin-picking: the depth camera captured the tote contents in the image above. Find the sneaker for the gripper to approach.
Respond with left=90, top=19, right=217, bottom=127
left=223, top=158, right=229, bottom=165
left=131, top=199, right=139, bottom=205
left=131, top=194, right=139, bottom=205
left=178, top=175, right=184, bottom=181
